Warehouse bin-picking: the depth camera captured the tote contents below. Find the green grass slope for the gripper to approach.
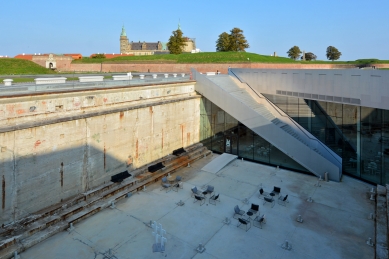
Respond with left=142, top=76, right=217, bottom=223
left=73, top=52, right=389, bottom=64
left=0, top=58, right=57, bottom=75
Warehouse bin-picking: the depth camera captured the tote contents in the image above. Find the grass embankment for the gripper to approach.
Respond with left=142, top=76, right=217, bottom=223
left=72, top=52, right=389, bottom=65
left=0, top=58, right=57, bottom=75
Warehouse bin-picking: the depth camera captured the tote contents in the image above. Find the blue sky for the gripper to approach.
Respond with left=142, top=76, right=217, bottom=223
left=1, top=0, right=388, bottom=61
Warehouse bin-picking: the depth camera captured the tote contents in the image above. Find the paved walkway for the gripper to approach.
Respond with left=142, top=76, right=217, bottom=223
left=21, top=154, right=375, bottom=259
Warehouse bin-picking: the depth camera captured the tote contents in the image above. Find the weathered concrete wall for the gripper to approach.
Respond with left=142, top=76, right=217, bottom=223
left=63, top=63, right=359, bottom=74
left=0, top=82, right=200, bottom=225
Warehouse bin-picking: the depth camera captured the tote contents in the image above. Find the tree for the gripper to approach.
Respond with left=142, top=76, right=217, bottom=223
left=301, top=52, right=317, bottom=61
left=92, top=54, right=106, bottom=59
left=228, top=28, right=249, bottom=52
left=287, top=46, right=302, bottom=60
left=167, top=29, right=186, bottom=54
left=216, top=32, right=231, bottom=52
left=215, top=27, right=249, bottom=52
left=326, top=46, right=342, bottom=61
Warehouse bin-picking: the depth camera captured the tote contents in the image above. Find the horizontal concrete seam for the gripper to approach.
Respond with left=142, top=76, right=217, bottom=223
left=0, top=95, right=200, bottom=133
left=0, top=81, right=196, bottom=100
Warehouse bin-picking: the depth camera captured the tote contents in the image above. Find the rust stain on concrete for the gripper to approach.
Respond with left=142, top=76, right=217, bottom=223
left=103, top=97, right=108, bottom=103
left=34, top=140, right=42, bottom=148
left=119, top=111, right=124, bottom=120
left=187, top=132, right=190, bottom=146
left=2, top=175, right=5, bottom=209
left=16, top=109, right=25, bottom=115
left=149, top=106, right=153, bottom=114
left=104, top=145, right=106, bottom=170
left=60, top=163, right=64, bottom=187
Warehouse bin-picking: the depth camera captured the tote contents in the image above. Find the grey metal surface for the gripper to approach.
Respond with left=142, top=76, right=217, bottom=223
left=201, top=153, right=238, bottom=173
left=193, top=69, right=341, bottom=181
left=230, top=68, right=389, bottom=110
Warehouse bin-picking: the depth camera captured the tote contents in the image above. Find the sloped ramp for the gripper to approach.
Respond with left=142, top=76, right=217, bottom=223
left=201, top=153, right=238, bottom=174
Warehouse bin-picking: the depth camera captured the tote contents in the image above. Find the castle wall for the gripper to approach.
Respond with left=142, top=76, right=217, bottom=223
left=0, top=82, right=200, bottom=225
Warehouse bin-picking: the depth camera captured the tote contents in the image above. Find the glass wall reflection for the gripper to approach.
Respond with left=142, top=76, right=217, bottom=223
left=263, top=94, right=389, bottom=185
left=199, top=97, right=310, bottom=175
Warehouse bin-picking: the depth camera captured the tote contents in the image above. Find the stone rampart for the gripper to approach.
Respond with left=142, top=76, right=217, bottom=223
left=0, top=82, right=200, bottom=225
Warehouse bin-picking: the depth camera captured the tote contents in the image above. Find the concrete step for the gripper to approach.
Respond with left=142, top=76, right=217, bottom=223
left=0, top=144, right=210, bottom=258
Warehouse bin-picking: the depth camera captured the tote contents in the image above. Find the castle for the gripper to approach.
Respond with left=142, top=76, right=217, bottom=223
left=119, top=25, right=196, bottom=55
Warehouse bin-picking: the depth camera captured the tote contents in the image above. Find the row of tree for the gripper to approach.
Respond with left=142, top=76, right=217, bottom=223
left=167, top=27, right=250, bottom=54
left=166, top=26, right=342, bottom=61
left=287, top=46, right=342, bottom=61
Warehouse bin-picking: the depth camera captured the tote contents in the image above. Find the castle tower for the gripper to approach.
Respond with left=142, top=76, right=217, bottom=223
left=120, top=26, right=131, bottom=53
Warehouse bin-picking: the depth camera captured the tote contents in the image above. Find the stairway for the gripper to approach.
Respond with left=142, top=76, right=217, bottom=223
left=194, top=70, right=342, bottom=181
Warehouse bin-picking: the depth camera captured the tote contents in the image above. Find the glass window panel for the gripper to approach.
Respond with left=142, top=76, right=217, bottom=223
left=342, top=104, right=360, bottom=178
left=238, top=124, right=254, bottom=160
left=254, top=134, right=270, bottom=164
left=360, top=107, right=382, bottom=183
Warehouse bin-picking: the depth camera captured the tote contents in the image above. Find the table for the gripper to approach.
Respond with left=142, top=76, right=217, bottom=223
left=167, top=176, right=175, bottom=184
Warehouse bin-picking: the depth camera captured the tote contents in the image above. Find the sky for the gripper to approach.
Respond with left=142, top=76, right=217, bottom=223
left=1, top=0, right=388, bottom=61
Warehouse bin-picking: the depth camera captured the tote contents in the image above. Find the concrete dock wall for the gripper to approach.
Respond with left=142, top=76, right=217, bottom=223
left=0, top=82, right=200, bottom=225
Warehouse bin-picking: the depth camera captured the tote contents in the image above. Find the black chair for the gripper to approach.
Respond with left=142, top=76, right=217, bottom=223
left=278, top=194, right=288, bottom=206
left=237, top=218, right=251, bottom=232
left=194, top=195, right=205, bottom=206
left=202, top=185, right=214, bottom=196
left=172, top=183, right=180, bottom=192
left=248, top=203, right=259, bottom=215
left=233, top=205, right=245, bottom=219
left=263, top=196, right=275, bottom=208
left=209, top=193, right=220, bottom=205
left=253, top=214, right=266, bottom=229
left=258, top=188, right=270, bottom=199
left=272, top=186, right=281, bottom=196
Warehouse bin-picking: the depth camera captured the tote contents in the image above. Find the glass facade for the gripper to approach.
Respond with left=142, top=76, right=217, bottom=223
left=200, top=97, right=310, bottom=174
left=264, top=94, right=389, bottom=185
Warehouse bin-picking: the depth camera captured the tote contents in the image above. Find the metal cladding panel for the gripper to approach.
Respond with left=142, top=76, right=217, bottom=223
left=193, top=70, right=341, bottom=181
left=231, top=68, right=389, bottom=110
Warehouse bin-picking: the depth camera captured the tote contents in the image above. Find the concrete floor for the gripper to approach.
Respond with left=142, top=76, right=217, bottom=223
left=20, top=154, right=375, bottom=259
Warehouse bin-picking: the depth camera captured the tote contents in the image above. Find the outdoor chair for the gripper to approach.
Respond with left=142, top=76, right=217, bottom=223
left=160, top=176, right=171, bottom=193
left=202, top=185, right=214, bottom=196
left=237, top=218, right=251, bottom=232
left=172, top=182, right=180, bottom=192
left=271, top=186, right=281, bottom=196
left=258, top=188, right=270, bottom=199
left=278, top=194, right=288, bottom=206
left=194, top=195, right=205, bottom=206
left=253, top=214, right=266, bottom=229
left=191, top=186, right=203, bottom=197
left=248, top=203, right=259, bottom=215
left=175, top=176, right=183, bottom=189
left=233, top=205, right=245, bottom=219
left=209, top=193, right=220, bottom=205
left=263, top=196, right=275, bottom=208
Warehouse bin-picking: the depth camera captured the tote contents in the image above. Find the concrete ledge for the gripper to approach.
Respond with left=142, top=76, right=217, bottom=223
left=78, top=76, right=104, bottom=82
left=112, top=75, right=130, bottom=81
left=3, top=79, right=13, bottom=86
left=34, top=77, right=67, bottom=85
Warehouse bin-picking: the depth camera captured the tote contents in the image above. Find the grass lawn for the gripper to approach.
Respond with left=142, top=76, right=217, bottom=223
left=0, top=58, right=57, bottom=75
left=72, top=52, right=389, bottom=65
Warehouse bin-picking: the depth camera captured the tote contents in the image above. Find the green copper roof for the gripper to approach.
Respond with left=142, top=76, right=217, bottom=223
left=121, top=26, right=127, bottom=37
